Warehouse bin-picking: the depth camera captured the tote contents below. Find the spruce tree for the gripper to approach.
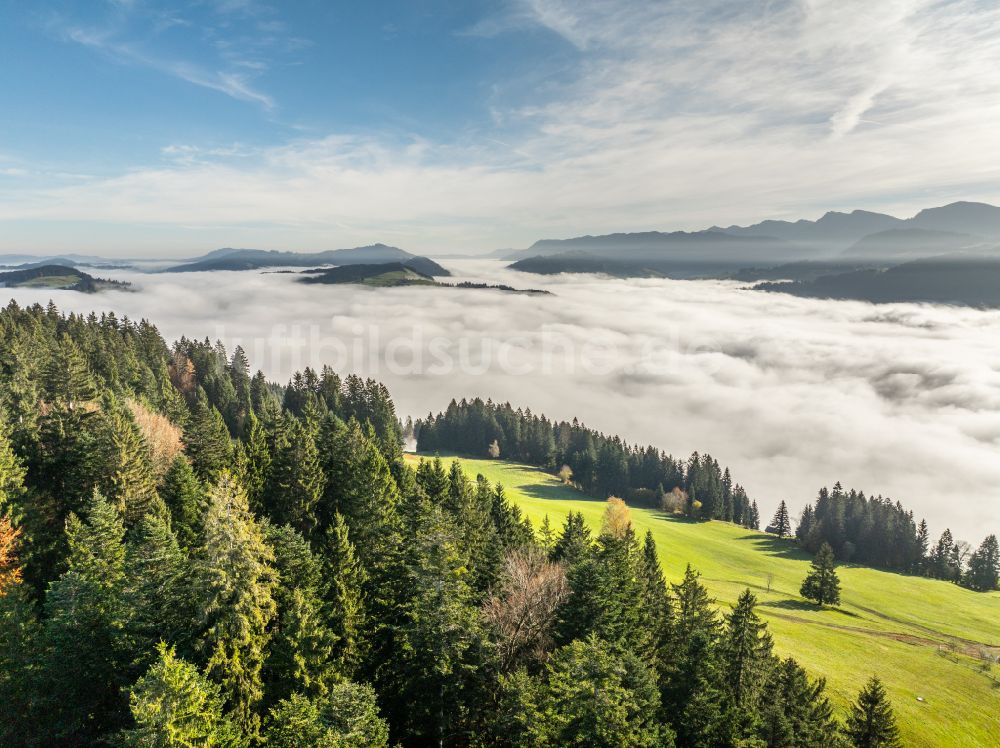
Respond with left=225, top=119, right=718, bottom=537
left=184, top=391, right=234, bottom=480
left=320, top=513, right=366, bottom=678
left=126, top=514, right=198, bottom=660
left=719, top=589, right=773, bottom=728
left=196, top=472, right=277, bottom=737
left=759, top=658, right=841, bottom=747
left=394, top=504, right=483, bottom=745
left=266, top=587, right=338, bottom=704
left=265, top=415, right=326, bottom=538
left=41, top=491, right=133, bottom=743
left=0, top=413, right=26, bottom=516
left=501, top=633, right=670, bottom=748
left=99, top=396, right=163, bottom=527
left=161, top=454, right=207, bottom=549
left=671, top=564, right=719, bottom=643
left=801, top=542, right=841, bottom=606
left=265, top=683, right=390, bottom=748
left=963, top=534, right=999, bottom=591
left=116, top=643, right=245, bottom=748
left=771, top=501, right=791, bottom=538
left=844, top=676, right=902, bottom=748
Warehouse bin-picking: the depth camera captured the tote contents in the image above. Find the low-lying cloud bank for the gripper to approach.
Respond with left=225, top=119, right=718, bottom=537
left=9, top=260, right=1000, bottom=542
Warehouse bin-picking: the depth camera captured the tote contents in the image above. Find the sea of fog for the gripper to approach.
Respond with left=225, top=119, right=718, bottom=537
left=9, top=259, right=1000, bottom=543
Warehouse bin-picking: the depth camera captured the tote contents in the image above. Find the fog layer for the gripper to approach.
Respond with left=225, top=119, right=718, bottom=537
left=9, top=260, right=1000, bottom=541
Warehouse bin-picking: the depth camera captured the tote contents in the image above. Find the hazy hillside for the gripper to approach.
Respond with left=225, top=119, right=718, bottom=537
left=164, top=244, right=451, bottom=276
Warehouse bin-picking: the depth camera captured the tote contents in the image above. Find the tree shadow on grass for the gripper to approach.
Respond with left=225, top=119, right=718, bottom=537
left=732, top=532, right=812, bottom=561
left=518, top=482, right=601, bottom=503
left=761, top=598, right=860, bottom=619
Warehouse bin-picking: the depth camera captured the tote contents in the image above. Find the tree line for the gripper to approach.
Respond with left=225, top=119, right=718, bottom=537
left=417, top=398, right=760, bottom=528
left=0, top=300, right=905, bottom=746
left=795, top=483, right=998, bottom=592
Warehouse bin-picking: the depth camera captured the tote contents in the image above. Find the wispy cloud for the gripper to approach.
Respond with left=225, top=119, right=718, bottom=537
left=60, top=23, right=275, bottom=109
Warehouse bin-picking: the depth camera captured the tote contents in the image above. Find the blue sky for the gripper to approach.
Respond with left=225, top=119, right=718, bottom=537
left=2, top=0, right=1000, bottom=256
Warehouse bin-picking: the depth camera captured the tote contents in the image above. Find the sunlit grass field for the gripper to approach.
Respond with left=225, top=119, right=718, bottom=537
left=405, top=452, right=1000, bottom=747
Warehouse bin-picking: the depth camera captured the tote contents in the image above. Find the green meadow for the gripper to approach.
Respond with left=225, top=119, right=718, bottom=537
left=406, top=452, right=1000, bottom=747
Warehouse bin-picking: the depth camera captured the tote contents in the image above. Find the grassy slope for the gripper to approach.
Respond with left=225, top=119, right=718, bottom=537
left=405, top=452, right=1000, bottom=748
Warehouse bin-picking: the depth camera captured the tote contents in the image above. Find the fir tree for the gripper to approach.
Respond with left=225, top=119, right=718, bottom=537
left=265, top=683, right=390, bottom=748
left=771, top=500, right=791, bottom=538
left=501, top=633, right=670, bottom=748
left=99, top=396, right=163, bottom=527
left=41, top=491, right=133, bottom=743
left=759, top=658, right=841, bottom=747
left=184, top=392, right=234, bottom=480
left=551, top=511, right=593, bottom=564
left=116, top=643, right=245, bottom=748
left=963, top=534, right=999, bottom=591
left=195, top=472, right=277, bottom=737
left=394, top=504, right=484, bottom=745
left=160, top=454, right=207, bottom=549
left=671, top=564, right=718, bottom=643
left=844, top=676, right=902, bottom=748
left=719, top=589, right=773, bottom=728
left=800, top=542, right=841, bottom=606
left=265, top=414, right=326, bottom=538
left=320, top=513, right=366, bottom=678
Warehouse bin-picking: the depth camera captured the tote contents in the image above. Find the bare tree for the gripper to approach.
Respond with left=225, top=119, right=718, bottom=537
left=488, top=439, right=501, bottom=459
left=482, top=547, right=569, bottom=671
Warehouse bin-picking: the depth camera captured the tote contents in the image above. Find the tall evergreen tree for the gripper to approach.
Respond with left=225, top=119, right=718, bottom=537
left=501, top=634, right=670, bottom=748
left=319, top=513, right=366, bottom=678
left=719, top=589, right=773, bottom=737
left=184, top=392, right=234, bottom=480
left=759, top=658, right=842, bottom=747
left=160, top=454, right=207, bottom=549
left=393, top=504, right=484, bottom=745
left=963, top=534, right=999, bottom=591
left=41, top=491, right=133, bottom=744
left=99, top=396, right=163, bottom=527
left=771, top=501, right=792, bottom=538
left=800, top=542, right=842, bottom=606
left=265, top=683, right=390, bottom=748
left=265, top=414, right=326, bottom=538
left=844, top=676, right=902, bottom=748
left=115, top=643, right=245, bottom=748
left=195, top=472, right=277, bottom=737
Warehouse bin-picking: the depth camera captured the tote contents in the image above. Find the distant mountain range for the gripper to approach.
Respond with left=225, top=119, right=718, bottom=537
left=162, top=244, right=450, bottom=277
left=507, top=201, right=1000, bottom=266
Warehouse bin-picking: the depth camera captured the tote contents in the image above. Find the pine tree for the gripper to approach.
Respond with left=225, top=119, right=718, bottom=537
left=184, top=391, right=234, bottom=480
left=116, top=643, right=245, bottom=748
left=0, top=413, right=26, bottom=516
left=320, top=513, right=366, bottom=678
left=749, top=500, right=760, bottom=530
left=99, top=396, right=164, bottom=527
left=844, top=676, right=902, bottom=748
left=501, top=633, right=670, bottom=748
left=196, top=472, right=277, bottom=737
left=265, top=683, right=390, bottom=748
left=41, top=491, right=134, bottom=743
left=265, top=415, right=326, bottom=538
left=266, top=587, right=338, bottom=704
left=771, top=501, right=791, bottom=538
left=671, top=564, right=718, bottom=643
left=963, top=534, right=999, bottom=591
left=759, top=657, right=841, bottom=747
left=240, top=413, right=271, bottom=513
left=394, top=504, right=483, bottom=745
left=914, top=519, right=929, bottom=574
left=126, top=513, right=197, bottom=660
left=551, top=511, right=593, bottom=564
left=161, top=454, right=207, bottom=549
left=800, top=542, right=842, bottom=606
left=637, top=530, right=673, bottom=682
left=719, top=589, right=773, bottom=726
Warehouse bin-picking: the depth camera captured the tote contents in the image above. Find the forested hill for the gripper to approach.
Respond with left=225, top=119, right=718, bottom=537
left=0, top=300, right=906, bottom=747
left=417, top=398, right=760, bottom=527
